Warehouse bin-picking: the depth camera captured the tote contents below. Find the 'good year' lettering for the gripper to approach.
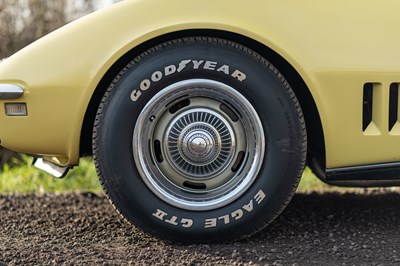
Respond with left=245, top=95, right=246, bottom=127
left=131, top=60, right=247, bottom=101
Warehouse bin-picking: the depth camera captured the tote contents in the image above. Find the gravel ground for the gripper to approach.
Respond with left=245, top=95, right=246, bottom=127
left=0, top=190, right=399, bottom=265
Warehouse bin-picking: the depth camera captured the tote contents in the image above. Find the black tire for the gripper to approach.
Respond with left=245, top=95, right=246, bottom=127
left=93, top=37, right=307, bottom=243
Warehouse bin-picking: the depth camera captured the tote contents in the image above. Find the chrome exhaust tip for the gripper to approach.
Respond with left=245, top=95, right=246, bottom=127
left=33, top=158, right=70, bottom=178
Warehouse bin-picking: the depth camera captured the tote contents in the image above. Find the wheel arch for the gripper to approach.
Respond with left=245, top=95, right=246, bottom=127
left=80, top=30, right=326, bottom=168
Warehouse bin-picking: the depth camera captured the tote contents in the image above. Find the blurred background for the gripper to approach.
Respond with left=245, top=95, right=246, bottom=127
left=0, top=0, right=118, bottom=59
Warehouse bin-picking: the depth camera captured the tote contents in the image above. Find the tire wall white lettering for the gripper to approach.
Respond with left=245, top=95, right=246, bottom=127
left=202, top=190, right=266, bottom=229
left=152, top=209, right=194, bottom=229
left=231, top=70, right=247, bottom=82
left=151, top=190, right=266, bottom=229
left=140, top=79, right=151, bottom=91
left=131, top=60, right=247, bottom=102
left=130, top=90, right=142, bottom=101
left=151, top=71, right=163, bottom=82
left=165, top=65, right=177, bottom=76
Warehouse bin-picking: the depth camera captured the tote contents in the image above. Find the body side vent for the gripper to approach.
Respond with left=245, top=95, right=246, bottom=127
left=389, top=83, right=400, bottom=134
left=363, top=83, right=374, bottom=132
left=362, top=82, right=382, bottom=135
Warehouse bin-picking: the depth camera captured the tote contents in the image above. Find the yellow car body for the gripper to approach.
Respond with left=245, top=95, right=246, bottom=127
left=2, top=0, right=400, bottom=241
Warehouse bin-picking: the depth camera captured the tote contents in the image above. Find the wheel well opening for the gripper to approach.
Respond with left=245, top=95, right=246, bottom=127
left=80, top=29, right=326, bottom=169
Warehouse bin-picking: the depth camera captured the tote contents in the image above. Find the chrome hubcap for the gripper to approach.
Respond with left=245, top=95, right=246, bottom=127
left=166, top=109, right=234, bottom=178
left=133, top=79, right=265, bottom=211
left=182, top=126, right=217, bottom=163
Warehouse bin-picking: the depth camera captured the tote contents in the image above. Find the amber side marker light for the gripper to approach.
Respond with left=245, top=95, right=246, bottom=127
left=5, top=103, right=28, bottom=116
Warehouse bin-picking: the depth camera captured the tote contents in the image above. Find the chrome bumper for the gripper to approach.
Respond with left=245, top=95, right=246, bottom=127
left=0, top=84, right=24, bottom=99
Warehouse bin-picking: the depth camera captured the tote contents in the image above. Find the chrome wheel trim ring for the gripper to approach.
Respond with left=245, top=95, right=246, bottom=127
left=133, top=79, right=265, bottom=211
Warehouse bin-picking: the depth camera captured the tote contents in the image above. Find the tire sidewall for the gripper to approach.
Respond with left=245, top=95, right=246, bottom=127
left=95, top=39, right=305, bottom=242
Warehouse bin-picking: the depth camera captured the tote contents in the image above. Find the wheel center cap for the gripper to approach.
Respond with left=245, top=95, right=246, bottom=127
left=183, top=130, right=216, bottom=163
left=189, top=136, right=208, bottom=153
left=165, top=109, right=234, bottom=178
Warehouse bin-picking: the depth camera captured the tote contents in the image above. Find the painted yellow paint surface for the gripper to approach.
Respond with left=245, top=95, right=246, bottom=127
left=0, top=0, right=400, bottom=168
